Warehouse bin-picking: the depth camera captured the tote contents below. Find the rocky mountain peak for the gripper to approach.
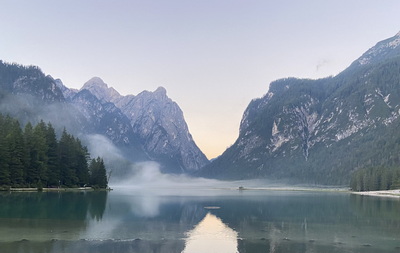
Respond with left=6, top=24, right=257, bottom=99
left=0, top=60, right=208, bottom=176
left=81, top=77, right=121, bottom=103
left=114, top=86, right=209, bottom=172
left=83, top=77, right=107, bottom=89
left=154, top=86, right=167, bottom=96
left=77, top=80, right=209, bottom=173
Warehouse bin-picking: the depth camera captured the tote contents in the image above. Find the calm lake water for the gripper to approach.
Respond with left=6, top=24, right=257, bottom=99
left=0, top=188, right=400, bottom=253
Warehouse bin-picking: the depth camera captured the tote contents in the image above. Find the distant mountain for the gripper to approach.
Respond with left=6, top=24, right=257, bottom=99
left=81, top=77, right=122, bottom=103
left=199, top=31, right=400, bottom=185
left=0, top=62, right=208, bottom=174
left=81, top=78, right=209, bottom=173
left=0, top=62, right=64, bottom=103
left=0, top=62, right=85, bottom=131
left=350, top=31, right=400, bottom=67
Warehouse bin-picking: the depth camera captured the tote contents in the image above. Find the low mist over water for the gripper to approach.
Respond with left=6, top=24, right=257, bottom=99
left=114, top=161, right=237, bottom=193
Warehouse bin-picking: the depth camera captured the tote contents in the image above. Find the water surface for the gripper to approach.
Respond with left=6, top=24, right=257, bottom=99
left=0, top=189, right=400, bottom=253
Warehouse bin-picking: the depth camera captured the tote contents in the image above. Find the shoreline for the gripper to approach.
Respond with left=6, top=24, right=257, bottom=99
left=351, top=189, right=400, bottom=198
left=9, top=187, right=94, bottom=192
left=1, top=187, right=112, bottom=192
left=233, top=186, right=349, bottom=192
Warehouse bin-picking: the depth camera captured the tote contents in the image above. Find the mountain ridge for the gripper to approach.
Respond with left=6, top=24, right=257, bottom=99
left=0, top=62, right=208, bottom=174
left=79, top=78, right=209, bottom=172
left=199, top=31, right=400, bottom=184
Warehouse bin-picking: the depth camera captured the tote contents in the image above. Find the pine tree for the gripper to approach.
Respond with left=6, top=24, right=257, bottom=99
left=89, top=157, right=108, bottom=188
left=0, top=114, right=10, bottom=186
left=58, top=129, right=78, bottom=187
left=32, top=121, right=49, bottom=186
left=24, top=122, right=38, bottom=185
left=6, top=120, right=25, bottom=186
left=44, top=123, right=60, bottom=187
left=0, top=113, right=108, bottom=189
left=74, top=138, right=90, bottom=187
left=0, top=129, right=10, bottom=186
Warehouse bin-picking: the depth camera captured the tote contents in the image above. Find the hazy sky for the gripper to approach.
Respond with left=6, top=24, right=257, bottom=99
left=1, top=1, right=400, bottom=159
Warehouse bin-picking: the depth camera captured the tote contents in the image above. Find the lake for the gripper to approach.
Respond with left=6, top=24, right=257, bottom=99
left=0, top=187, right=400, bottom=253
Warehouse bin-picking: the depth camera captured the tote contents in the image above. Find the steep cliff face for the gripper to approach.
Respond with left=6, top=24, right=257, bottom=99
left=79, top=79, right=209, bottom=173
left=0, top=62, right=208, bottom=173
left=200, top=31, right=400, bottom=184
left=116, top=87, right=209, bottom=172
left=69, top=89, right=137, bottom=147
left=77, top=77, right=208, bottom=173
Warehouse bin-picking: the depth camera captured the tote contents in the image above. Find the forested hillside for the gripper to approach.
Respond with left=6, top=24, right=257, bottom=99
left=0, top=114, right=107, bottom=189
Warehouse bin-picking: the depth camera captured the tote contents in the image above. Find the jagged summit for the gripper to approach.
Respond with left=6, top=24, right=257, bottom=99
left=78, top=79, right=209, bottom=173
left=114, top=85, right=209, bottom=172
left=0, top=61, right=208, bottom=175
left=81, top=77, right=121, bottom=103
left=154, top=86, right=167, bottom=98
left=82, top=77, right=108, bottom=89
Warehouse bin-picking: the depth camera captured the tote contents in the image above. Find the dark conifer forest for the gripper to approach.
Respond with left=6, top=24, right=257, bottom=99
left=350, top=166, right=400, bottom=192
left=0, top=113, right=108, bottom=189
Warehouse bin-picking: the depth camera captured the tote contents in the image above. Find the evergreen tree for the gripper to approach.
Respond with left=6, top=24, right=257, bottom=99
left=6, top=120, right=25, bottom=186
left=24, top=122, right=38, bottom=185
left=380, top=170, right=389, bottom=190
left=58, top=129, right=78, bottom=187
left=89, top=157, right=108, bottom=188
left=0, top=114, right=10, bottom=185
left=0, top=113, right=107, bottom=189
left=32, top=121, right=49, bottom=186
left=74, top=138, right=90, bottom=186
left=351, top=166, right=400, bottom=191
left=44, top=123, right=60, bottom=187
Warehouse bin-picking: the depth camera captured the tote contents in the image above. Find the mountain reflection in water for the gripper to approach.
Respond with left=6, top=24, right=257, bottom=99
left=1, top=190, right=400, bottom=253
left=182, top=212, right=238, bottom=253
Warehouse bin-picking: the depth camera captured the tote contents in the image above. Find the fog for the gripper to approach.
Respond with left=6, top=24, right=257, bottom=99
left=85, top=134, right=258, bottom=194
left=115, top=161, right=233, bottom=191
left=85, top=134, right=126, bottom=162
left=0, top=93, right=85, bottom=135
left=0, top=92, right=311, bottom=193
left=0, top=93, right=250, bottom=192
left=85, top=134, right=316, bottom=194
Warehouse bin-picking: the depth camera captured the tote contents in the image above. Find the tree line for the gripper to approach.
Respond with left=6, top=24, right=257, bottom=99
left=0, top=114, right=107, bottom=189
left=350, top=166, right=400, bottom=192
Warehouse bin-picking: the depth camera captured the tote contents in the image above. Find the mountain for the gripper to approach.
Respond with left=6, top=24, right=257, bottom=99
left=0, top=62, right=64, bottom=103
left=81, top=77, right=122, bottom=103
left=80, top=78, right=209, bottom=173
left=0, top=62, right=208, bottom=174
left=0, top=62, right=86, bottom=132
left=200, top=31, right=400, bottom=185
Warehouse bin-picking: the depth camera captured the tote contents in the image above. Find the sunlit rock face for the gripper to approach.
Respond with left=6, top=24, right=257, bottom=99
left=182, top=213, right=238, bottom=253
left=200, top=31, right=400, bottom=184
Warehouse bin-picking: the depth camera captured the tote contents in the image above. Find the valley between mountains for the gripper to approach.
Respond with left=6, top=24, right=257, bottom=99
left=2, top=31, right=400, bottom=186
